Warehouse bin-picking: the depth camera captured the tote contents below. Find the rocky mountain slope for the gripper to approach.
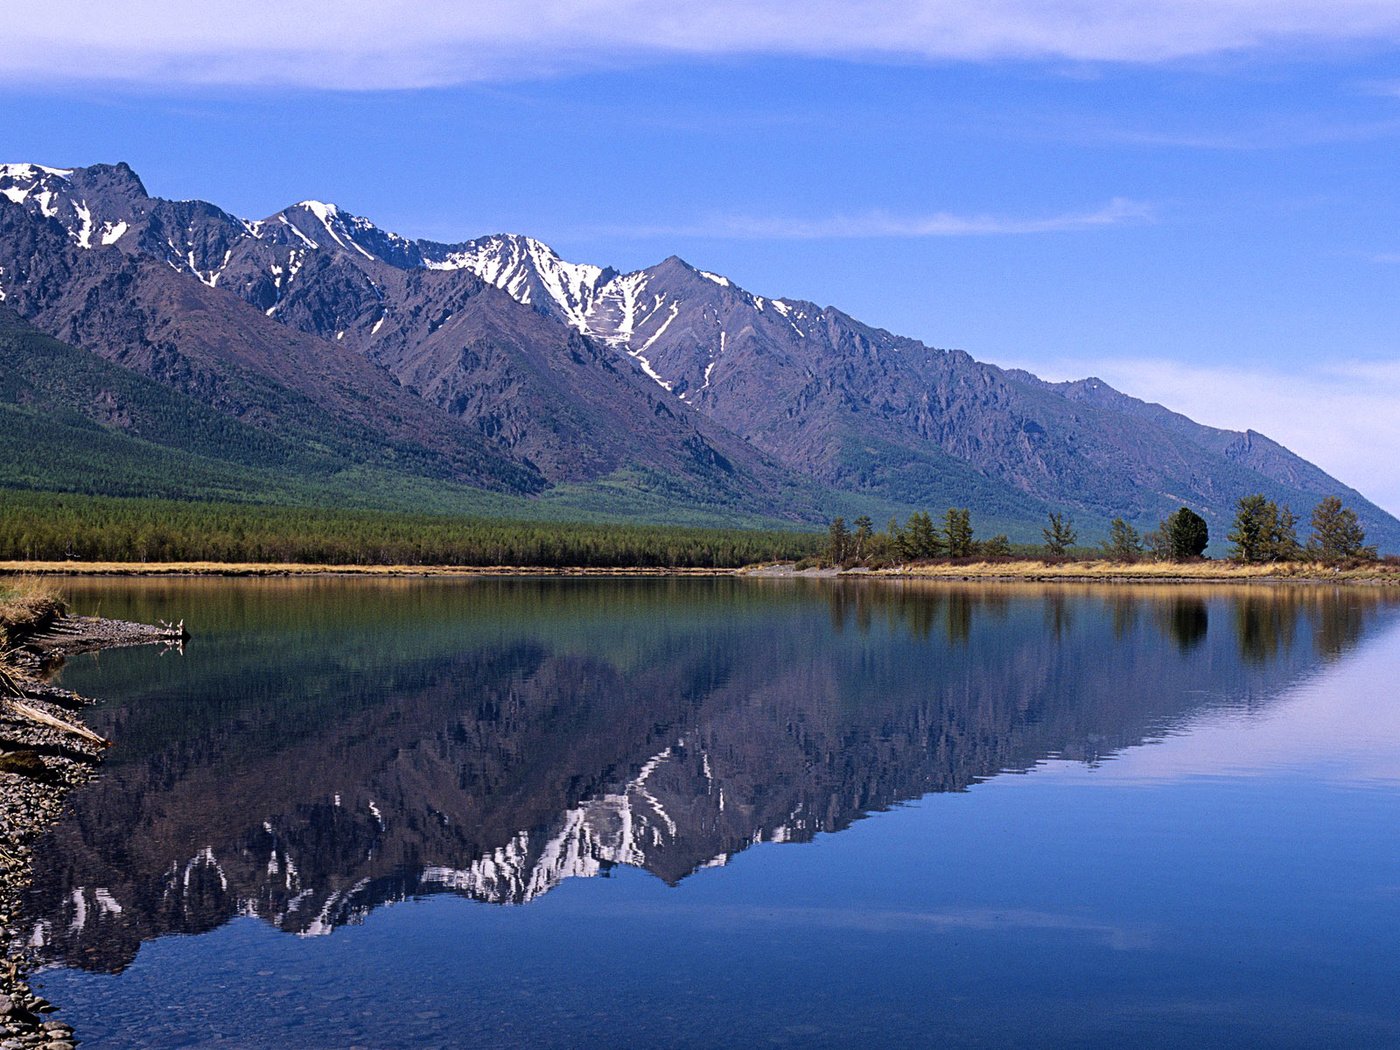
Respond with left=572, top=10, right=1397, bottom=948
left=2, top=161, right=1395, bottom=545
left=0, top=163, right=801, bottom=520
left=446, top=234, right=1398, bottom=543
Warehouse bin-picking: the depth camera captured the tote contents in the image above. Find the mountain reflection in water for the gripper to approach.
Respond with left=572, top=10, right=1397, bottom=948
left=25, top=578, right=1397, bottom=975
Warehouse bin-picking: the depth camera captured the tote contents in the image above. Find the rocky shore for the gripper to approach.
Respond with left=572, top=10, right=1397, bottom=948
left=1, top=611, right=186, bottom=1048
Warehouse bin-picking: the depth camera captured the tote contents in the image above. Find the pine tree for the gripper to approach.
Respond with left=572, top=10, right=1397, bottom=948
left=1269, top=505, right=1302, bottom=562
left=852, top=515, right=874, bottom=560
left=1161, top=507, right=1209, bottom=561
left=1229, top=495, right=1269, bottom=562
left=1229, top=495, right=1299, bottom=563
left=979, top=534, right=1012, bottom=558
left=886, top=517, right=907, bottom=561
left=1102, top=518, right=1143, bottom=562
left=1042, top=512, right=1077, bottom=557
left=944, top=507, right=974, bottom=558
left=1308, top=496, right=1374, bottom=562
left=825, top=516, right=852, bottom=564
left=907, top=512, right=942, bottom=559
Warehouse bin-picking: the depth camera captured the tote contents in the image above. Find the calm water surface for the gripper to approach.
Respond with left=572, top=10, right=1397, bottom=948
left=22, top=578, right=1400, bottom=1048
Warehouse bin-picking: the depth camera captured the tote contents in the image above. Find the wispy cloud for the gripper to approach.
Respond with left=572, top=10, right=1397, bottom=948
left=1089, top=118, right=1400, bottom=151
left=601, top=197, right=1153, bottom=240
left=10, top=2, right=1400, bottom=89
left=1004, top=355, right=1400, bottom=518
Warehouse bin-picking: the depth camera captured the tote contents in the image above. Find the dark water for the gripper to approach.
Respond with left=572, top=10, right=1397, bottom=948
left=21, top=578, right=1400, bottom=1048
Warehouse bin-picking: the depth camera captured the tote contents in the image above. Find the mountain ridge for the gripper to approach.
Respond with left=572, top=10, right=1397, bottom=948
left=2, top=160, right=1395, bottom=549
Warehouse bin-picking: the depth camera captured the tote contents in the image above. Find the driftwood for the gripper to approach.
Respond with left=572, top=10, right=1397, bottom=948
left=0, top=613, right=186, bottom=749
left=3, top=697, right=110, bottom=749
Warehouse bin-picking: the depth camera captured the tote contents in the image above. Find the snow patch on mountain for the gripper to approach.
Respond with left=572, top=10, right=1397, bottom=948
left=0, top=163, right=73, bottom=180
left=0, top=163, right=74, bottom=209
left=100, top=219, right=128, bottom=245
left=424, top=234, right=611, bottom=333
left=278, top=214, right=320, bottom=250
left=432, top=233, right=815, bottom=395
left=297, top=200, right=377, bottom=260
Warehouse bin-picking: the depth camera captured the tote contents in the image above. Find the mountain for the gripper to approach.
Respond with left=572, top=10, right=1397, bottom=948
left=0, top=170, right=541, bottom=496
left=0, top=163, right=813, bottom=525
left=0, top=162, right=812, bottom=520
left=0, top=306, right=558, bottom=513
left=441, top=234, right=1400, bottom=546
left=2, top=161, right=1396, bottom=546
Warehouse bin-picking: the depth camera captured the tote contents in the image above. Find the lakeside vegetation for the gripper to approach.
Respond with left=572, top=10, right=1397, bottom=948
left=815, top=494, right=1393, bottom=580
left=0, top=577, right=63, bottom=648
left=0, top=491, right=822, bottom=569
left=869, top=559, right=1400, bottom=581
left=1, top=577, right=65, bottom=705
left=0, top=487, right=1389, bottom=580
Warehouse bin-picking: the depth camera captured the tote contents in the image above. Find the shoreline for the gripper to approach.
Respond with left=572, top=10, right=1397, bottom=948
left=2, top=559, right=1398, bottom=585
left=1, top=653, right=101, bottom=1049
left=1, top=602, right=183, bottom=1049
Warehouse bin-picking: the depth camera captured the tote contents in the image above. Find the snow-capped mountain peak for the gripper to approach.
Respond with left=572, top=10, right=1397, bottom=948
left=278, top=200, right=421, bottom=267
left=422, top=233, right=826, bottom=399
left=0, top=162, right=74, bottom=196
left=422, top=232, right=615, bottom=333
left=0, top=162, right=117, bottom=251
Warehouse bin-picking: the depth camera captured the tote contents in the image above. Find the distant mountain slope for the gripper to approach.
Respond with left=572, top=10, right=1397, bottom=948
left=217, top=205, right=785, bottom=497
left=2, top=160, right=1396, bottom=548
left=0, top=308, right=808, bottom=527
left=0, top=162, right=814, bottom=521
left=0, top=306, right=523, bottom=510
left=443, top=234, right=1400, bottom=547
left=0, top=192, right=542, bottom=496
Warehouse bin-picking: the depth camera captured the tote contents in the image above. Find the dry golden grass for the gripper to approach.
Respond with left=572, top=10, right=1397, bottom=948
left=2, top=558, right=1397, bottom=586
left=0, top=560, right=737, bottom=578
left=0, top=576, right=65, bottom=645
left=878, top=559, right=1400, bottom=583
left=0, top=578, right=64, bottom=690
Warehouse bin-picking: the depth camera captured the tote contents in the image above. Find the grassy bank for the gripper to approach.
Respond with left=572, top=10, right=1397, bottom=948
left=0, top=577, right=64, bottom=648
left=870, top=558, right=1400, bottom=583
left=4, top=557, right=1399, bottom=584
left=0, top=561, right=750, bottom=578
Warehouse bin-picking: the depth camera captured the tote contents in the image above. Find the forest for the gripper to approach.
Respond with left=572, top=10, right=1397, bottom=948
left=0, top=491, right=823, bottom=568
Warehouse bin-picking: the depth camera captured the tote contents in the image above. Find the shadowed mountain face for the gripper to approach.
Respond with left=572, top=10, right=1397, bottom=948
left=0, top=164, right=795, bottom=515
left=21, top=578, right=1398, bottom=973
left=3, top=162, right=1395, bottom=542
left=0, top=175, right=542, bottom=496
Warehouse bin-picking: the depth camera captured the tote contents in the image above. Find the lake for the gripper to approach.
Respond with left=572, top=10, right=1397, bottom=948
left=20, top=577, right=1400, bottom=1048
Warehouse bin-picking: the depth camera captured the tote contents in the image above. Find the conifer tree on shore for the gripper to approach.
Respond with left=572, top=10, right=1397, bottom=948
left=1308, top=496, right=1375, bottom=562
left=1043, top=512, right=1076, bottom=557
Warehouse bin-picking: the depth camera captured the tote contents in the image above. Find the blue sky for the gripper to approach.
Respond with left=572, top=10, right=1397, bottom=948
left=5, top=2, right=1400, bottom=513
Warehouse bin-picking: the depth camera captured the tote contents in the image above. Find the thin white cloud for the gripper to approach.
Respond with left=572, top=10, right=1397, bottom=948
left=602, top=197, right=1152, bottom=240
left=1006, top=354, right=1400, bottom=518
left=1091, top=118, right=1400, bottom=151
left=9, top=1, right=1400, bottom=88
